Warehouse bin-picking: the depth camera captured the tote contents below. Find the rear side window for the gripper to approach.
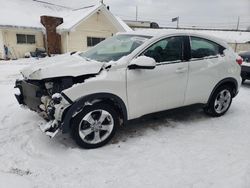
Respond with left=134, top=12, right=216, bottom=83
left=190, top=37, right=225, bottom=59
left=143, top=36, right=184, bottom=63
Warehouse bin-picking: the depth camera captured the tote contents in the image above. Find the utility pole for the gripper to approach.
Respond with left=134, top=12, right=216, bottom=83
left=236, top=16, right=240, bottom=30
left=136, top=5, right=138, bottom=21
left=235, top=16, right=240, bottom=52
left=177, top=16, right=179, bottom=29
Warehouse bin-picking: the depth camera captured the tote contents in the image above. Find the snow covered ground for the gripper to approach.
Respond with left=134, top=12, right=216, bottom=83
left=0, top=59, right=250, bottom=188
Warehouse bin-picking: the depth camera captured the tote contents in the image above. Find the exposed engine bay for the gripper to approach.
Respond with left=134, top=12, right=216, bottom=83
left=15, top=74, right=96, bottom=120
left=14, top=73, right=98, bottom=137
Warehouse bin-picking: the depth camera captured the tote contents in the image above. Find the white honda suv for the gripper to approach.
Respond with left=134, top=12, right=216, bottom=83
left=15, top=30, right=241, bottom=148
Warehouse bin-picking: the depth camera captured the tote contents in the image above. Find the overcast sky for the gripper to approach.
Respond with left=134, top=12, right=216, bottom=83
left=104, top=0, right=250, bottom=29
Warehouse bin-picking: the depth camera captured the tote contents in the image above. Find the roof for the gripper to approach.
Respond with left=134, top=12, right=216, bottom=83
left=0, top=0, right=67, bottom=29
left=118, top=29, right=243, bottom=48
left=172, top=29, right=250, bottom=43
left=56, top=4, right=103, bottom=31
left=128, top=28, right=250, bottom=44
left=124, top=29, right=180, bottom=37
left=57, top=4, right=133, bottom=32
left=0, top=0, right=131, bottom=32
left=124, top=20, right=152, bottom=28
left=115, top=17, right=133, bottom=32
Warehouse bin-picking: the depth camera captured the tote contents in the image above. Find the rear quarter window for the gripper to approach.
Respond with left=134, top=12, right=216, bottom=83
left=190, top=36, right=225, bottom=59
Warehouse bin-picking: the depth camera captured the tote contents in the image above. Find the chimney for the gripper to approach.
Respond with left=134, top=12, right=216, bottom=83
left=41, top=16, right=63, bottom=55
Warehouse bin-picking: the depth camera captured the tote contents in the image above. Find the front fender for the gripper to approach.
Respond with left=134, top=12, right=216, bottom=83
left=61, top=93, right=128, bottom=133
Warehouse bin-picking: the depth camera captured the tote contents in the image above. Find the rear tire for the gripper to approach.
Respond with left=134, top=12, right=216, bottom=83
left=71, top=103, right=118, bottom=149
left=204, top=85, right=233, bottom=117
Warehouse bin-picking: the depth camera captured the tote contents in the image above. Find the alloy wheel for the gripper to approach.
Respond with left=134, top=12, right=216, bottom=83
left=78, top=109, right=114, bottom=144
left=214, top=89, right=231, bottom=114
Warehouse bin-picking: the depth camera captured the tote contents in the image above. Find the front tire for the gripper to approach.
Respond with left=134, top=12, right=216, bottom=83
left=71, top=103, right=118, bottom=149
left=204, top=85, right=233, bottom=117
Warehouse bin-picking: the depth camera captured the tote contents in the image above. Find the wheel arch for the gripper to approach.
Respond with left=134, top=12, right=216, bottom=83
left=61, top=93, right=128, bottom=133
left=207, top=77, right=238, bottom=104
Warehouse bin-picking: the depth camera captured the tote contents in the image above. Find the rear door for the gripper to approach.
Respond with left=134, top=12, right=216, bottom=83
left=184, top=36, right=227, bottom=105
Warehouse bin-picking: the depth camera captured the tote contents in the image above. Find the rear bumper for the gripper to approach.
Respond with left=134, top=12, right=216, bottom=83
left=241, top=65, right=250, bottom=79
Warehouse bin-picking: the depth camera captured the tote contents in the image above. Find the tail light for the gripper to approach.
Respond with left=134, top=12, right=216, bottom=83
left=236, top=57, right=243, bottom=66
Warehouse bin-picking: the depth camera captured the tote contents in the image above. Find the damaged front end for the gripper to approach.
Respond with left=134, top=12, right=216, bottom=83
left=14, top=74, right=96, bottom=137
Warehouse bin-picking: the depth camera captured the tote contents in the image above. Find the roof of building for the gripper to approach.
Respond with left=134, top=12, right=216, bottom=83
left=129, top=28, right=250, bottom=44
left=124, top=20, right=152, bottom=27
left=56, top=4, right=103, bottom=31
left=56, top=4, right=133, bottom=32
left=115, top=17, right=133, bottom=32
left=0, top=0, right=131, bottom=32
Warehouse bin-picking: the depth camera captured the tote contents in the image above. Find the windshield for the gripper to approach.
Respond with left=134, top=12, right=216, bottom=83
left=79, top=34, right=151, bottom=62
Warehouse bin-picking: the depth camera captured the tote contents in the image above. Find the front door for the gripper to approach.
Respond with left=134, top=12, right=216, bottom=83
left=127, top=36, right=189, bottom=119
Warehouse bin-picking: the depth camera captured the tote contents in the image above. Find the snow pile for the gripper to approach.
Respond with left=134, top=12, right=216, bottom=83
left=0, top=59, right=250, bottom=187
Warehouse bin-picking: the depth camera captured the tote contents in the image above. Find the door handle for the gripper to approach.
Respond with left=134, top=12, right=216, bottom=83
left=175, top=67, right=187, bottom=73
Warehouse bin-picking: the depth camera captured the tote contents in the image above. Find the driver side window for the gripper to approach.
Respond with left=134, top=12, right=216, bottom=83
left=143, top=36, right=184, bottom=63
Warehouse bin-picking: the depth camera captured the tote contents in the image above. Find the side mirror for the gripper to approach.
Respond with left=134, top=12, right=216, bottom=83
left=128, top=56, right=156, bottom=70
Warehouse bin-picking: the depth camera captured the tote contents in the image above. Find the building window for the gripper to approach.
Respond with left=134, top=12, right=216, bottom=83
left=16, top=34, right=35, bottom=44
left=87, top=37, right=105, bottom=47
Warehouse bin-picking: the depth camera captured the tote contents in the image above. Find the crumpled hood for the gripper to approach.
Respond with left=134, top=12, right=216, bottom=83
left=21, top=54, right=104, bottom=80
